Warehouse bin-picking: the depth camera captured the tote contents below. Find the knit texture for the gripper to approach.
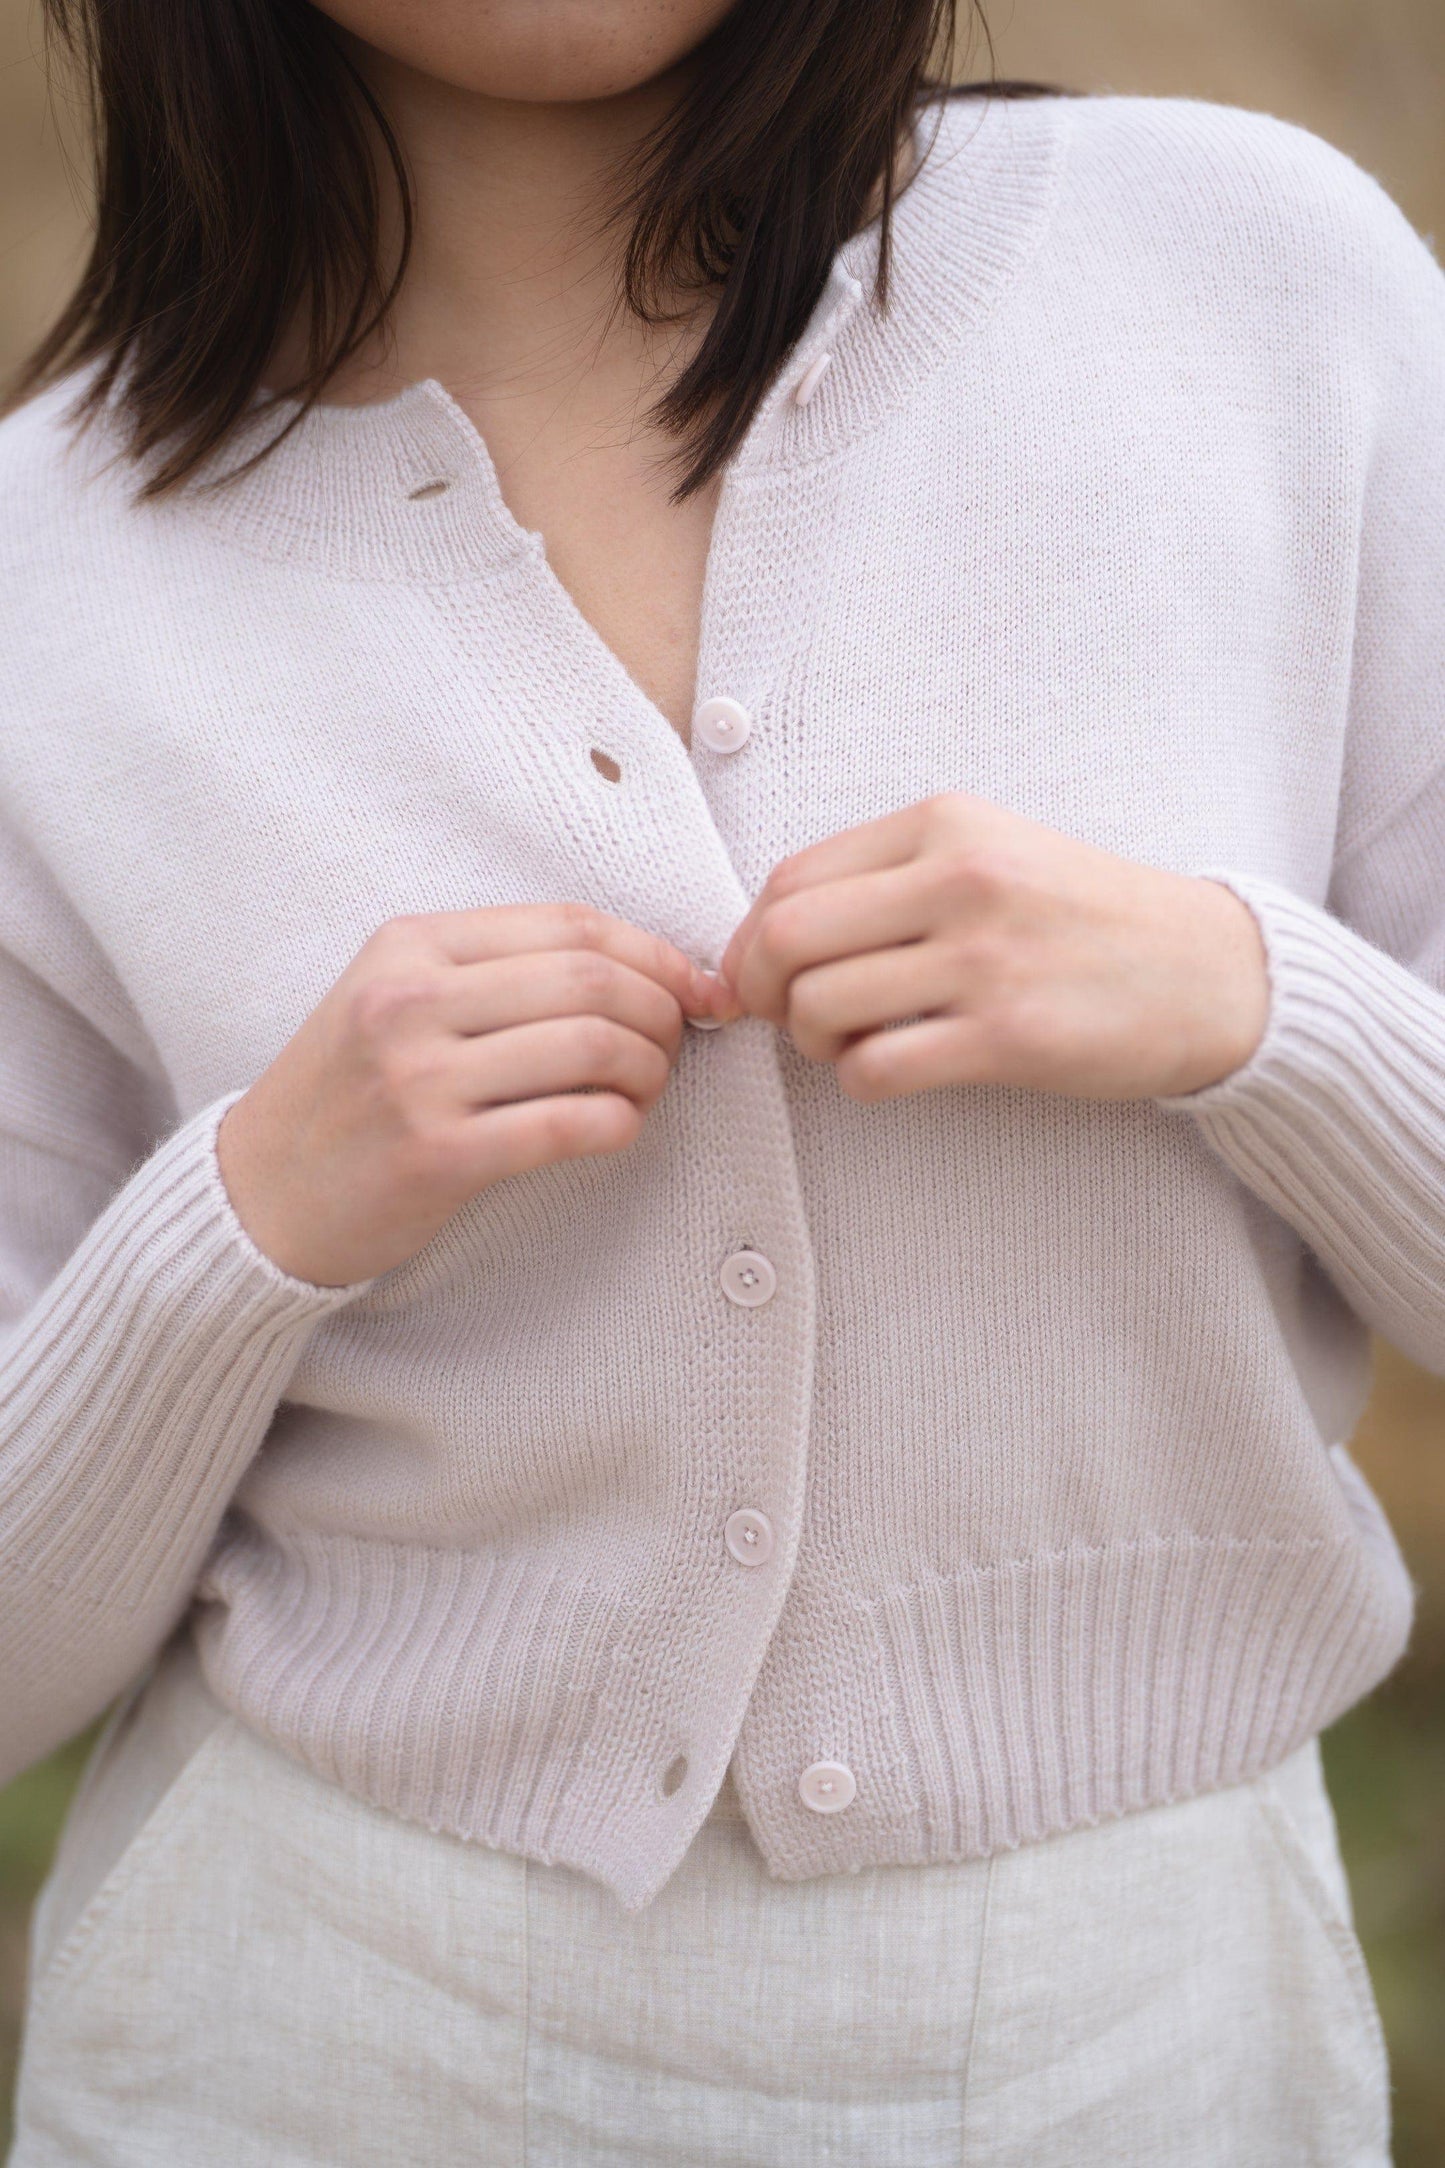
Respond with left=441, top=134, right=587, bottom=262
left=1, top=92, right=1441, bottom=1906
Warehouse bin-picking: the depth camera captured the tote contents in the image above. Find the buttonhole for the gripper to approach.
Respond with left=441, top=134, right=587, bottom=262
left=590, top=747, right=623, bottom=784
left=407, top=479, right=450, bottom=501
left=659, top=1753, right=689, bottom=1799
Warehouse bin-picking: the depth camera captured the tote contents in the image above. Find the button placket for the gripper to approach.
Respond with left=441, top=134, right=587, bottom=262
left=680, top=430, right=830, bottom=1830
left=686, top=267, right=864, bottom=829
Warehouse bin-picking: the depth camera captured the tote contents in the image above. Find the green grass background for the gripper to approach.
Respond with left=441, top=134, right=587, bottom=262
left=2, top=0, right=1444, bottom=2157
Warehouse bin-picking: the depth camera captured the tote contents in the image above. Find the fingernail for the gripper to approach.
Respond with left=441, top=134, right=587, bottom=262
left=708, top=974, right=743, bottom=1021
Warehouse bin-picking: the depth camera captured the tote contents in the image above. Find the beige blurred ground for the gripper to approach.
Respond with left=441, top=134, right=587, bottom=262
left=1, top=0, right=1443, bottom=2157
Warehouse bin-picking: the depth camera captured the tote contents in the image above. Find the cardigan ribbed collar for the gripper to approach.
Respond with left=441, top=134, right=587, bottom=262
left=176, top=92, right=1068, bottom=584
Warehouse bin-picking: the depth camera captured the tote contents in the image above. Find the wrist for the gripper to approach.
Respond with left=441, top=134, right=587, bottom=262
left=215, top=1094, right=327, bottom=1287
left=1167, top=876, right=1271, bottom=1095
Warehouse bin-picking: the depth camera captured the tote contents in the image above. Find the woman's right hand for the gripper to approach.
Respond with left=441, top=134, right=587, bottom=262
left=215, top=904, right=734, bottom=1287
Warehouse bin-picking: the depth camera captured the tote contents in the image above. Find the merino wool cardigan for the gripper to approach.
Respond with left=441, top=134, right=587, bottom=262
left=2, top=90, right=1444, bottom=1909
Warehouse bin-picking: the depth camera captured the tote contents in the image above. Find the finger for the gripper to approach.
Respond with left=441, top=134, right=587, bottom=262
left=397, top=902, right=717, bottom=1019
left=762, top=803, right=930, bottom=897
left=719, top=802, right=946, bottom=981
left=785, top=938, right=967, bottom=1061
left=456, top=1092, right=646, bottom=1186
left=452, top=1013, right=675, bottom=1113
left=436, top=950, right=689, bottom=1061
left=725, top=863, right=937, bottom=1025
left=832, top=1014, right=1004, bottom=1103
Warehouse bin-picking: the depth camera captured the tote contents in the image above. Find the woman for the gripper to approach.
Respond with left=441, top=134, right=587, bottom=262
left=2, top=0, right=1439, bottom=2157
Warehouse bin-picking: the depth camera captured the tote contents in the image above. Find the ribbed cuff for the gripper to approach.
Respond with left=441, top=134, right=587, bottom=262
left=1154, top=870, right=1445, bottom=1360
left=194, top=1087, right=379, bottom=1305
left=0, top=1091, right=375, bottom=1605
left=1155, top=871, right=1435, bottom=1120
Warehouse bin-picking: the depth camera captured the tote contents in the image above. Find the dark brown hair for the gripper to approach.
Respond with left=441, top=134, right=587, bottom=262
left=13, top=0, right=1049, bottom=498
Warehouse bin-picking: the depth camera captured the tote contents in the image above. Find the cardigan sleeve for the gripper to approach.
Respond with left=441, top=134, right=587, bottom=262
left=1157, top=183, right=1445, bottom=1374
left=0, top=942, right=373, bottom=1785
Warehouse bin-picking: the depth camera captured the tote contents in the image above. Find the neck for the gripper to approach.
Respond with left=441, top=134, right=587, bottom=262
left=296, top=46, right=701, bottom=413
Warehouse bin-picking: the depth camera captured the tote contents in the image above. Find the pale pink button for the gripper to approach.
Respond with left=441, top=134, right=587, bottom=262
left=719, top=1249, right=777, bottom=1307
left=724, top=1508, right=775, bottom=1566
left=694, top=696, right=752, bottom=754
left=792, top=352, right=833, bottom=407
left=798, top=1760, right=856, bottom=1813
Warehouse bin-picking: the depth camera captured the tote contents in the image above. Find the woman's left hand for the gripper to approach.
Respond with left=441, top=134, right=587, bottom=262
left=715, top=793, right=1271, bottom=1104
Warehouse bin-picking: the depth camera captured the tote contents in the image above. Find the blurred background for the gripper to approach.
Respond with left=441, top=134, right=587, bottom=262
left=1, top=0, right=1443, bottom=2157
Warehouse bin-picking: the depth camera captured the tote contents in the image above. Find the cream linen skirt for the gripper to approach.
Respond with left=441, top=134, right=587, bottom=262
left=9, top=1630, right=1389, bottom=2168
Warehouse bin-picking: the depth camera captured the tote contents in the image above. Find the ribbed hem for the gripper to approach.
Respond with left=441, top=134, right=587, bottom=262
left=0, top=1091, right=373, bottom=1606
left=189, top=1504, right=1412, bottom=1908
left=737, top=1514, right=1412, bottom=1885
left=1155, top=872, right=1445, bottom=1363
left=192, top=1524, right=780, bottom=1912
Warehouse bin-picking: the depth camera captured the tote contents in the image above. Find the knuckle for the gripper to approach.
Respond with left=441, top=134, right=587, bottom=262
left=533, top=1098, right=587, bottom=1158
left=935, top=842, right=1011, bottom=909
left=540, top=1092, right=636, bottom=1158
left=385, top=1106, right=461, bottom=1188
left=349, top=970, right=442, bottom=1045
left=611, top=1099, right=647, bottom=1145
left=587, top=1094, right=645, bottom=1151
left=755, top=897, right=806, bottom=963
left=984, top=996, right=1056, bottom=1073
left=375, top=1042, right=450, bottom=1113
left=922, top=789, right=969, bottom=830
left=635, top=1041, right=672, bottom=1100
left=556, top=900, right=606, bottom=947
left=368, top=911, right=436, bottom=959
left=764, top=856, right=805, bottom=899
left=942, top=925, right=1010, bottom=998
left=570, top=1011, right=622, bottom=1071
left=786, top=971, right=828, bottom=1035
left=836, top=1039, right=893, bottom=1102
left=562, top=947, right=616, bottom=1006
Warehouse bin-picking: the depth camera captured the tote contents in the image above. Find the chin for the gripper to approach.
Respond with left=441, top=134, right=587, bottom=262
left=315, top=0, right=739, bottom=103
